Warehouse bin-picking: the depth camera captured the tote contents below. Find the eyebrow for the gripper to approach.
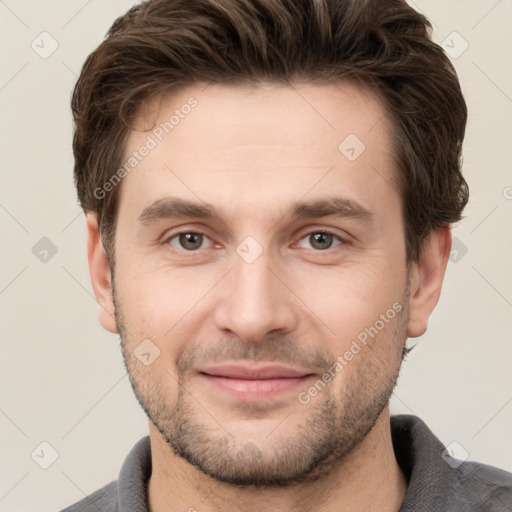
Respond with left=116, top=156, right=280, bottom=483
left=137, top=196, right=374, bottom=226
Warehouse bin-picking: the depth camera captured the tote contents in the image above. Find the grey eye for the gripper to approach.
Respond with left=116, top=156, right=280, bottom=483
left=169, top=232, right=209, bottom=251
left=298, top=232, right=342, bottom=251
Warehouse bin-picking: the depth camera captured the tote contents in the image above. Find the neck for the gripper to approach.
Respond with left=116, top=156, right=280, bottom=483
left=147, top=408, right=408, bottom=512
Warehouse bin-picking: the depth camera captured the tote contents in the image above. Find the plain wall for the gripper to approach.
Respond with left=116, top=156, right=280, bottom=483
left=1, top=1, right=511, bottom=510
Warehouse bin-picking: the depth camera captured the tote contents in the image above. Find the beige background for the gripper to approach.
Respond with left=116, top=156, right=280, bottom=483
left=1, top=1, right=511, bottom=510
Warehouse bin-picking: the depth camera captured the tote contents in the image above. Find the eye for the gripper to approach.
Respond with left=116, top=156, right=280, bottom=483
left=297, top=230, right=344, bottom=251
left=166, top=231, right=213, bottom=251
left=164, top=229, right=346, bottom=253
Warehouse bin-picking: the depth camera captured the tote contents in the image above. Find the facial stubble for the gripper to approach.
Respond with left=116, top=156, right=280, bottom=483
left=112, top=279, right=409, bottom=487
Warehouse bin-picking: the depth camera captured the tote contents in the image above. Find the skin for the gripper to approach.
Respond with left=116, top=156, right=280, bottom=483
left=87, top=81, right=451, bottom=512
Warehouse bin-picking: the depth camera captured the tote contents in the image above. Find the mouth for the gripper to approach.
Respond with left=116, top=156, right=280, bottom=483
left=198, top=364, right=316, bottom=399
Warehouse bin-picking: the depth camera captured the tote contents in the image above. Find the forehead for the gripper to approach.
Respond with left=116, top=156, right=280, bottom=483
left=132, top=80, right=391, bottom=153
left=118, top=81, right=399, bottom=223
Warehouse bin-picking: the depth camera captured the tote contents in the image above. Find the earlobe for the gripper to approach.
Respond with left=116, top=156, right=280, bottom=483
left=86, top=213, right=118, bottom=334
left=406, top=227, right=452, bottom=338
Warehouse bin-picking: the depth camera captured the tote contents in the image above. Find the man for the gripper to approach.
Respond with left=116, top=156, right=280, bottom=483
left=62, top=0, right=512, bottom=510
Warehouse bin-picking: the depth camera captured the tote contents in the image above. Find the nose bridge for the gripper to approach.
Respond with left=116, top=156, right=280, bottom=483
left=214, top=238, right=296, bottom=342
left=235, top=244, right=274, bottom=304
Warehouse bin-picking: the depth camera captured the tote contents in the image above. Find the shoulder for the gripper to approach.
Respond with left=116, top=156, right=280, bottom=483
left=58, top=436, right=151, bottom=512
left=455, top=459, right=512, bottom=510
left=59, top=480, right=118, bottom=512
left=391, top=415, right=512, bottom=511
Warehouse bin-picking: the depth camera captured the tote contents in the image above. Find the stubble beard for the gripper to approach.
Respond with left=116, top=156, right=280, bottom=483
left=113, top=283, right=409, bottom=487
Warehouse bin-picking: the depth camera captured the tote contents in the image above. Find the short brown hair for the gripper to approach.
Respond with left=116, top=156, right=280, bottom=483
left=71, top=0, right=468, bottom=268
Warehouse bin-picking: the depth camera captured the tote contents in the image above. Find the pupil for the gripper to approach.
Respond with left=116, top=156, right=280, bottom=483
left=180, top=233, right=202, bottom=250
left=312, top=233, right=332, bottom=250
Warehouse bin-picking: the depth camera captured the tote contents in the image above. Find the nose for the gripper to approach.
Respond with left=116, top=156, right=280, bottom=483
left=213, top=245, right=298, bottom=343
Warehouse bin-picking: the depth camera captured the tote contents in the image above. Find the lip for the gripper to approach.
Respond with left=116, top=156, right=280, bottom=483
left=198, top=364, right=316, bottom=400
left=200, top=364, right=311, bottom=379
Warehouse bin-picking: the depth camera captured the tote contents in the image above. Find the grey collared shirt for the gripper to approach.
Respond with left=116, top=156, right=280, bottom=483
left=60, top=415, right=512, bottom=511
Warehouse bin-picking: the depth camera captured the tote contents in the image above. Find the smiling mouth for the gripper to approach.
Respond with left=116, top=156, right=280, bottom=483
left=198, top=364, right=316, bottom=399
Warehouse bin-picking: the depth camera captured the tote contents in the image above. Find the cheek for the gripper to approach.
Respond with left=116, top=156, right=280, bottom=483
left=115, top=266, right=217, bottom=345
left=288, top=260, right=405, bottom=340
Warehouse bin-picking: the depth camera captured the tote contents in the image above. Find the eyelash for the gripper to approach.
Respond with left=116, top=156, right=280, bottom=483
left=164, top=228, right=348, bottom=254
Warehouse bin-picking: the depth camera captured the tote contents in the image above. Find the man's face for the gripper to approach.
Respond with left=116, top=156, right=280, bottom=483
left=110, top=81, right=411, bottom=486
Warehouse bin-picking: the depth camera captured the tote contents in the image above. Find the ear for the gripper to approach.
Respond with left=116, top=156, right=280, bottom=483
left=86, top=213, right=118, bottom=334
left=406, top=226, right=452, bottom=338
